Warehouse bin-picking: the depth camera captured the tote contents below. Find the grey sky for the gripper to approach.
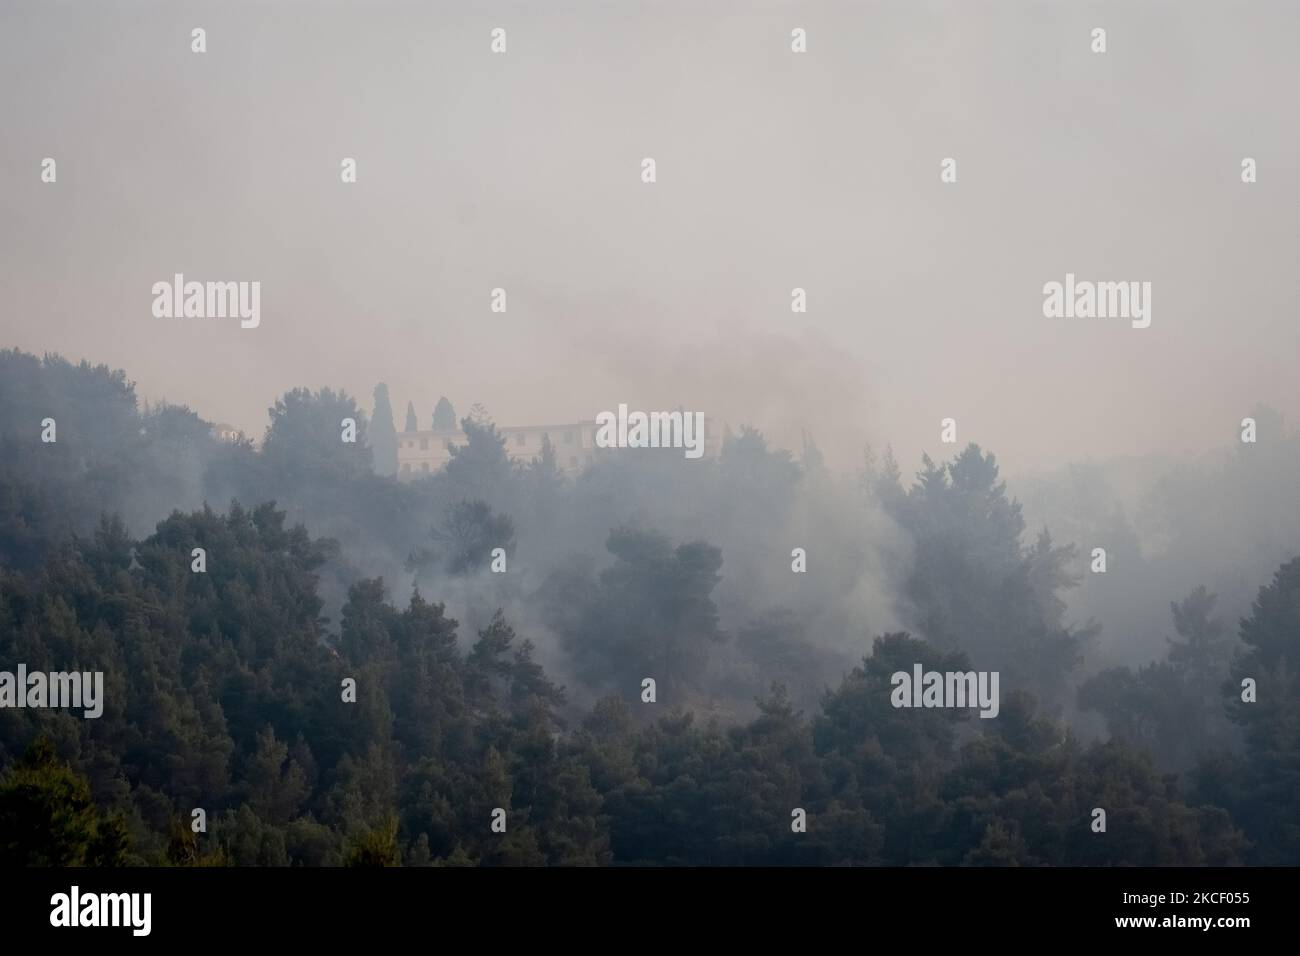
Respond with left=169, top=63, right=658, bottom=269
left=2, top=0, right=1296, bottom=474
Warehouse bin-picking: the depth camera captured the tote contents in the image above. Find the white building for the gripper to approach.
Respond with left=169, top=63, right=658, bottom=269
left=396, top=421, right=599, bottom=480
left=395, top=416, right=723, bottom=481
left=211, top=422, right=244, bottom=443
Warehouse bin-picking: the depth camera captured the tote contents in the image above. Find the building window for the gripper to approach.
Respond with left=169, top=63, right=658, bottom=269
left=422, top=462, right=429, bottom=472
left=420, top=438, right=429, bottom=450
left=570, top=456, right=578, bottom=468
left=564, top=430, right=574, bottom=444
left=401, top=463, right=410, bottom=472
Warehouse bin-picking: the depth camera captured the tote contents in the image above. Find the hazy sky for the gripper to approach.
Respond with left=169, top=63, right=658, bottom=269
left=2, top=0, right=1296, bottom=474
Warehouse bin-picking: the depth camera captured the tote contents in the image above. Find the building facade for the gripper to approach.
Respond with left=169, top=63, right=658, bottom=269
left=395, top=417, right=724, bottom=481
left=396, top=421, right=600, bottom=479
left=211, top=422, right=244, bottom=443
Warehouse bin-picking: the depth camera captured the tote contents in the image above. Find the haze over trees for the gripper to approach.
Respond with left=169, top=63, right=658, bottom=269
left=0, top=348, right=1296, bottom=865
left=433, top=397, right=456, bottom=432
left=370, top=384, right=398, bottom=477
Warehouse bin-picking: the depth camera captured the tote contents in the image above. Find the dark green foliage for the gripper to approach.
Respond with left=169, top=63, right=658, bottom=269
left=1200, top=557, right=1300, bottom=864
left=0, top=499, right=1262, bottom=866
left=1080, top=586, right=1238, bottom=771
left=432, top=397, right=457, bottom=432
left=443, top=417, right=514, bottom=504
left=0, top=349, right=1289, bottom=866
left=344, top=815, right=400, bottom=866
left=370, top=384, right=399, bottom=477
left=263, top=387, right=371, bottom=482
left=408, top=501, right=517, bottom=579
left=874, top=444, right=1097, bottom=710
left=0, top=737, right=129, bottom=865
left=545, top=527, right=725, bottom=698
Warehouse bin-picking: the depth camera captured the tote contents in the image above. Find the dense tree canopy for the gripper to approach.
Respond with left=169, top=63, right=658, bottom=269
left=0, top=349, right=1293, bottom=866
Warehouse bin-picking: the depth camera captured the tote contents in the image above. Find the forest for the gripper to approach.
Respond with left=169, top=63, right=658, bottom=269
left=1, top=347, right=1297, bottom=866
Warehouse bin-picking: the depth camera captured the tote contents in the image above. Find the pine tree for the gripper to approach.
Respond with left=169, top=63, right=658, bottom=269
left=528, top=434, right=562, bottom=492
left=263, top=387, right=372, bottom=480
left=1168, top=585, right=1233, bottom=750
left=1224, top=556, right=1300, bottom=863
left=343, top=815, right=401, bottom=867
left=0, top=737, right=130, bottom=866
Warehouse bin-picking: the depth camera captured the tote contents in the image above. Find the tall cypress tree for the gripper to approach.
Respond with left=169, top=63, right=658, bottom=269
left=432, top=396, right=457, bottom=431
left=370, top=384, right=398, bottom=476
left=404, top=401, right=418, bottom=433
